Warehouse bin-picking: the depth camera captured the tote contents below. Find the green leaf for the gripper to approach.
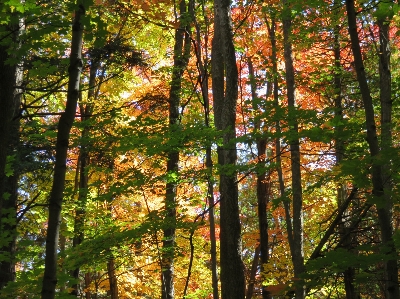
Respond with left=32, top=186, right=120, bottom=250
left=4, top=155, right=15, bottom=177
left=374, top=2, right=395, bottom=20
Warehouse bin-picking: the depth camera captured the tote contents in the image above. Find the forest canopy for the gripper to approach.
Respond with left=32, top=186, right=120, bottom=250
left=0, top=0, right=400, bottom=298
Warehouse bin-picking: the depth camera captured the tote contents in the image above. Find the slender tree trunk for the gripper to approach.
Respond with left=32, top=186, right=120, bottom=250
left=192, top=4, right=219, bottom=295
left=0, top=42, right=14, bottom=224
left=202, top=61, right=219, bottom=299
left=256, top=139, right=271, bottom=299
left=378, top=7, right=398, bottom=299
left=378, top=9, right=392, bottom=155
left=107, top=257, right=119, bottom=299
left=212, top=0, right=245, bottom=298
left=41, top=4, right=85, bottom=299
left=0, top=109, right=19, bottom=288
left=59, top=222, right=67, bottom=293
left=204, top=91, right=219, bottom=299
left=332, top=3, right=344, bottom=169
left=0, top=13, right=23, bottom=291
left=248, top=57, right=272, bottom=299
left=245, top=245, right=260, bottom=299
left=265, top=17, right=295, bottom=257
left=161, top=1, right=190, bottom=298
left=206, top=148, right=219, bottom=299
left=332, top=6, right=359, bottom=297
left=71, top=59, right=97, bottom=296
left=345, top=1, right=398, bottom=298
left=0, top=80, right=21, bottom=291
left=282, top=2, right=304, bottom=298
left=1, top=133, right=20, bottom=287
left=85, top=273, right=92, bottom=299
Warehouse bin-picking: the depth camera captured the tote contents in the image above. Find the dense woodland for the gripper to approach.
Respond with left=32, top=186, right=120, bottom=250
left=0, top=0, right=400, bottom=298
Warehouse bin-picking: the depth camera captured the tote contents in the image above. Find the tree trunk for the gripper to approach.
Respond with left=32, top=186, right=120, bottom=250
left=247, top=57, right=272, bottom=299
left=71, top=58, right=98, bottom=296
left=85, top=273, right=92, bottom=299
left=196, top=15, right=219, bottom=299
left=345, top=1, right=399, bottom=298
left=0, top=13, right=23, bottom=290
left=161, top=1, right=191, bottom=298
left=282, top=2, right=305, bottom=298
left=1, top=131, right=20, bottom=288
left=256, top=138, right=272, bottom=299
left=212, top=0, right=245, bottom=298
left=378, top=7, right=398, bottom=299
left=332, top=6, right=359, bottom=297
left=0, top=90, right=20, bottom=291
left=191, top=4, right=219, bottom=295
left=41, top=4, right=85, bottom=299
left=206, top=147, right=220, bottom=299
left=265, top=17, right=295, bottom=258
left=245, top=245, right=260, bottom=299
left=107, top=257, right=119, bottom=299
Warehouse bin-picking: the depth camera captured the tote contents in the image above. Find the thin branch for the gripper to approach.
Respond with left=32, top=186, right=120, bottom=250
left=308, top=187, right=358, bottom=261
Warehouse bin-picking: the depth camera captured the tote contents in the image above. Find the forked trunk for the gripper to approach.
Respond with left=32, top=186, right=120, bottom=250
left=212, top=0, right=245, bottom=297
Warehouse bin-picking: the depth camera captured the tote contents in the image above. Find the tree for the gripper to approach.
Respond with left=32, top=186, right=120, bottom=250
left=161, top=1, right=191, bottom=298
left=212, top=0, right=245, bottom=297
left=0, top=7, right=23, bottom=290
left=345, top=1, right=399, bottom=298
left=190, top=1, right=219, bottom=296
left=0, top=1, right=399, bottom=298
left=282, top=1, right=305, bottom=298
left=246, top=55, right=272, bottom=299
left=70, top=49, right=98, bottom=297
left=41, top=2, right=85, bottom=298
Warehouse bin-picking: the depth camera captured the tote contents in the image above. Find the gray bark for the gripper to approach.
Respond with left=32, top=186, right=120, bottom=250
left=41, top=4, right=84, bottom=299
left=345, top=1, right=399, bottom=298
left=191, top=4, right=219, bottom=295
left=206, top=147, right=219, bottom=299
left=282, top=2, right=304, bottom=298
left=265, top=17, right=295, bottom=257
left=247, top=57, right=272, bottom=299
left=212, top=0, right=245, bottom=297
left=161, top=1, right=190, bottom=298
left=196, top=27, right=219, bottom=299
left=199, top=33, right=219, bottom=299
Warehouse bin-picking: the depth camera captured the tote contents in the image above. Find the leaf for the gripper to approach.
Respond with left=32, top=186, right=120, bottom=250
left=4, top=155, right=15, bottom=177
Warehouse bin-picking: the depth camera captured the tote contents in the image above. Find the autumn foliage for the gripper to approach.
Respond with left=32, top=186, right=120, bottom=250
left=0, top=0, right=400, bottom=299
